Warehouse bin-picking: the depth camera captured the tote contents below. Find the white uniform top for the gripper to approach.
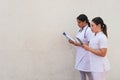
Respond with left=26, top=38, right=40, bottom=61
left=89, top=32, right=110, bottom=72
left=75, top=25, right=94, bottom=72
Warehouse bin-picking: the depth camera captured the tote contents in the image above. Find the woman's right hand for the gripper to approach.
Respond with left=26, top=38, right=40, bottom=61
left=68, top=39, right=74, bottom=44
left=68, top=39, right=81, bottom=46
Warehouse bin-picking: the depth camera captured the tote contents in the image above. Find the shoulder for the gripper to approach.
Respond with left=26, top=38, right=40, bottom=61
left=98, top=33, right=108, bottom=48
left=99, top=33, right=107, bottom=40
left=86, top=27, right=94, bottom=36
left=86, top=27, right=93, bottom=33
left=97, top=33, right=108, bottom=45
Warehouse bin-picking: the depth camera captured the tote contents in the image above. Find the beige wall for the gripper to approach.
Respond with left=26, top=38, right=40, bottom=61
left=0, top=0, right=119, bottom=80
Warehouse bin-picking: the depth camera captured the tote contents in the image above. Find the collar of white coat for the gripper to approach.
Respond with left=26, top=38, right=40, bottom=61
left=95, top=31, right=103, bottom=36
left=79, top=25, right=89, bottom=32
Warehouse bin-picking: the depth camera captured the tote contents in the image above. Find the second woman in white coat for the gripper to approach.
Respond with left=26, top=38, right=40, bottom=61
left=82, top=17, right=110, bottom=80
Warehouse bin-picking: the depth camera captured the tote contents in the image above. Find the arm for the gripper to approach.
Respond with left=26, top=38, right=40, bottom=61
left=82, top=44, right=107, bottom=57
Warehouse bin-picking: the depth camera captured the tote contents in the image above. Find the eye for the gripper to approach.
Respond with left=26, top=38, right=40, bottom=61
left=78, top=21, right=81, bottom=24
left=91, top=24, right=94, bottom=27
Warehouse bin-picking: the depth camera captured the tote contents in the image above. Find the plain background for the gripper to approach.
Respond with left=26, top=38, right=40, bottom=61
left=0, top=0, right=119, bottom=80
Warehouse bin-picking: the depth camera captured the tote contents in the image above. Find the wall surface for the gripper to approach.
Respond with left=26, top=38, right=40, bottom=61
left=0, top=0, right=120, bottom=80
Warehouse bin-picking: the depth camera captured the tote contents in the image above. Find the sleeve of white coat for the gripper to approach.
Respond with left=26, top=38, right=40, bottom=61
left=99, top=36, right=108, bottom=48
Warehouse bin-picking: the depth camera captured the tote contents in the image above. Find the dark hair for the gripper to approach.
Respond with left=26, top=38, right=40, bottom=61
left=92, top=17, right=108, bottom=37
left=77, top=14, right=90, bottom=27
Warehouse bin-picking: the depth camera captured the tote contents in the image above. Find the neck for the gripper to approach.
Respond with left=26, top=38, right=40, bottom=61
left=95, top=30, right=102, bottom=35
left=82, top=24, right=88, bottom=28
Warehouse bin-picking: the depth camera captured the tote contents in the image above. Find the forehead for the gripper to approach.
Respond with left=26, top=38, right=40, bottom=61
left=77, top=19, right=85, bottom=23
left=77, top=19, right=81, bottom=22
left=91, top=21, right=96, bottom=25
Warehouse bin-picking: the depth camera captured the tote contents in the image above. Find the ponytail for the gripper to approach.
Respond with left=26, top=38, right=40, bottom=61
left=87, top=20, right=90, bottom=27
left=102, top=24, right=108, bottom=37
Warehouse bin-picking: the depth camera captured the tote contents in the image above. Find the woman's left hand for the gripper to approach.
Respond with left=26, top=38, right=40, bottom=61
left=82, top=44, right=90, bottom=51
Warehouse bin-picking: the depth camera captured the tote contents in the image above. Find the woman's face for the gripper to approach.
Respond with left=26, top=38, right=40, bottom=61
left=90, top=21, right=98, bottom=33
left=77, top=19, right=85, bottom=28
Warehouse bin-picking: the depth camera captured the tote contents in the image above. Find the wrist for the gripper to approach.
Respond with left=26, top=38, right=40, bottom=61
left=88, top=47, right=92, bottom=52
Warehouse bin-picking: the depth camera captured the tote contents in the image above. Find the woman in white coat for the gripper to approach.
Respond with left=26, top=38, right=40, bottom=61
left=83, top=17, right=110, bottom=80
left=69, top=14, right=94, bottom=80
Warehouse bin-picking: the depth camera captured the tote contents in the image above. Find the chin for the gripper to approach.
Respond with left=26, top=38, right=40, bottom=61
left=91, top=30, right=94, bottom=32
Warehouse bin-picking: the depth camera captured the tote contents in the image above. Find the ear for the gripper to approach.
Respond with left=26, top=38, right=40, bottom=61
left=98, top=24, right=101, bottom=27
left=83, top=20, right=87, bottom=24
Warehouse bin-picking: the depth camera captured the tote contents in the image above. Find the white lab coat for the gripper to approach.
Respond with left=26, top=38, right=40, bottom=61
left=75, top=25, right=94, bottom=71
left=89, top=32, right=110, bottom=72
